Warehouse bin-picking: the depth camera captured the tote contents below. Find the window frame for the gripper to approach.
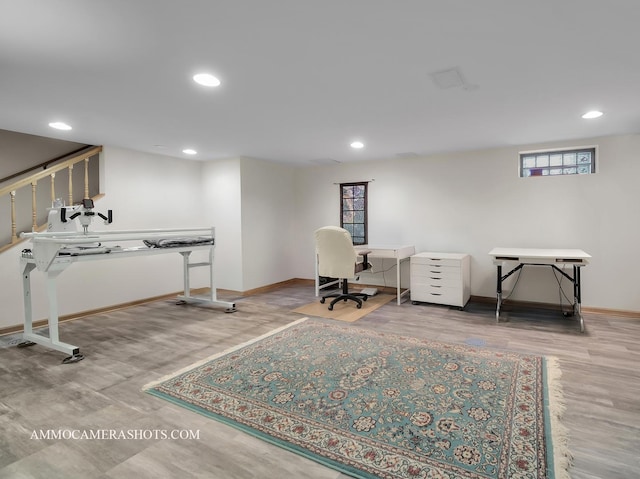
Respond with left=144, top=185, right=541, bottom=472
left=519, top=146, right=597, bottom=177
left=340, top=181, right=368, bottom=245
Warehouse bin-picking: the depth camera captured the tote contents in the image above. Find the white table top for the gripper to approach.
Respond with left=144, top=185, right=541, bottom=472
left=489, top=247, right=591, bottom=264
left=355, top=245, right=416, bottom=259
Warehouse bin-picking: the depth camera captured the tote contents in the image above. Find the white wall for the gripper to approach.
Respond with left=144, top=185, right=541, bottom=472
left=2, top=133, right=639, bottom=331
left=0, top=150, right=297, bottom=330
left=0, top=146, right=207, bottom=330
left=200, top=158, right=243, bottom=291
left=293, top=134, right=640, bottom=312
left=239, top=157, right=296, bottom=291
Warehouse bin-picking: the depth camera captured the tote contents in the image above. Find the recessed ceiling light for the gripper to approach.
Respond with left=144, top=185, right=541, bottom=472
left=582, top=110, right=603, bottom=119
left=49, top=121, right=72, bottom=130
left=193, top=73, right=221, bottom=87
left=350, top=141, right=364, bottom=149
left=182, top=148, right=197, bottom=155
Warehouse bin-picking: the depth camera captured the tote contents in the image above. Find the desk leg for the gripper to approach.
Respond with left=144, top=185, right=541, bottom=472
left=176, top=248, right=236, bottom=312
left=180, top=251, right=192, bottom=300
left=315, top=254, right=319, bottom=297
left=574, top=265, right=584, bottom=333
left=496, top=265, right=502, bottom=322
left=21, top=263, right=36, bottom=341
left=396, top=257, right=401, bottom=305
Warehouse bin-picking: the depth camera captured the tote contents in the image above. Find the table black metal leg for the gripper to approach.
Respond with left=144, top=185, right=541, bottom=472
left=574, top=265, right=584, bottom=332
left=496, top=264, right=502, bottom=322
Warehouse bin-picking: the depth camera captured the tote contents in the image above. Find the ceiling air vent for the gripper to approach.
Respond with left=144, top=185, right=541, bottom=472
left=430, top=67, right=477, bottom=91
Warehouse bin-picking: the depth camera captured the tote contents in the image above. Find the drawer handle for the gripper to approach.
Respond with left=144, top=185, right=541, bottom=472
left=430, top=265, right=442, bottom=268
left=430, top=277, right=441, bottom=280
left=430, top=270, right=442, bottom=274
left=430, top=293, right=442, bottom=296
left=431, top=285, right=442, bottom=288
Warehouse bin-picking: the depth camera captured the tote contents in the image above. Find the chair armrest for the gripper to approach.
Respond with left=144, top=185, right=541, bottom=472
left=357, top=250, right=371, bottom=266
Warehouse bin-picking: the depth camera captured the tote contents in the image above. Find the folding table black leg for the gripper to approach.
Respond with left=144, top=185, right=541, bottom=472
left=496, top=265, right=502, bottom=322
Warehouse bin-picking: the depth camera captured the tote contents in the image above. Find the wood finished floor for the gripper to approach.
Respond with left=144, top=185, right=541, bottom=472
left=0, top=284, right=638, bottom=479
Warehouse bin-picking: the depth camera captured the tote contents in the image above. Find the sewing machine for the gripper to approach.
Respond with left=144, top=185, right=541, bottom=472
left=19, top=199, right=235, bottom=363
left=45, top=198, right=112, bottom=253
left=48, top=198, right=112, bottom=234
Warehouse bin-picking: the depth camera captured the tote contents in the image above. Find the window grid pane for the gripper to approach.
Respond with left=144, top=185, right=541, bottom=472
left=340, top=182, right=368, bottom=245
left=550, top=154, right=563, bottom=166
left=520, top=147, right=595, bottom=178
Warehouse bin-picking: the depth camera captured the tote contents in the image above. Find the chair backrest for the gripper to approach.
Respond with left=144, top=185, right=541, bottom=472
left=315, top=226, right=358, bottom=279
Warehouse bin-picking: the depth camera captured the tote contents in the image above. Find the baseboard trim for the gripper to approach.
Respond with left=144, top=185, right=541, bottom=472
left=241, top=278, right=308, bottom=296
left=0, top=280, right=302, bottom=337
left=470, top=295, right=640, bottom=319
left=580, top=306, right=640, bottom=319
left=0, top=287, right=217, bottom=337
left=3, top=282, right=637, bottom=337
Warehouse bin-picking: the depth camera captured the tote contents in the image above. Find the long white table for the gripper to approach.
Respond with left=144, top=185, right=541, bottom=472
left=19, top=227, right=236, bottom=363
left=315, top=244, right=415, bottom=305
left=488, top=247, right=591, bottom=332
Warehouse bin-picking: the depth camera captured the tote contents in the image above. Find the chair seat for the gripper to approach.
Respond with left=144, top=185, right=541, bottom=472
left=315, top=226, right=371, bottom=310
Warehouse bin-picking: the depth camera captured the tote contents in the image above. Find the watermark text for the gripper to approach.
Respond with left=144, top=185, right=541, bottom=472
left=30, top=429, right=200, bottom=441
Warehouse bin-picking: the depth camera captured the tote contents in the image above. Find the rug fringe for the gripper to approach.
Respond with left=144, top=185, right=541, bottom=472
left=545, top=356, right=573, bottom=479
left=142, top=317, right=310, bottom=391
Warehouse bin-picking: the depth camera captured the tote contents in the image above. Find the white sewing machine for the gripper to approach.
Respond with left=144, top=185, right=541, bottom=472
left=45, top=198, right=112, bottom=253
left=48, top=198, right=112, bottom=234
left=19, top=200, right=235, bottom=363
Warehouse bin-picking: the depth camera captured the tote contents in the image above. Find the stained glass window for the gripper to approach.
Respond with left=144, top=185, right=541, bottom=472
left=520, top=147, right=596, bottom=177
left=340, top=182, right=367, bottom=245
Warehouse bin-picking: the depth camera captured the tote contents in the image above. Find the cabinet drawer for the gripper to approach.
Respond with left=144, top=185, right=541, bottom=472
left=411, top=265, right=461, bottom=280
left=411, top=256, right=462, bottom=268
left=411, top=289, right=462, bottom=306
left=410, top=252, right=470, bottom=308
left=417, top=284, right=461, bottom=296
left=411, top=275, right=461, bottom=288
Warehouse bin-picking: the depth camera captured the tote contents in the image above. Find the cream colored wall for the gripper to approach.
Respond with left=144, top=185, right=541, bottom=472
left=2, top=133, right=639, bottom=332
left=199, top=156, right=298, bottom=292
left=239, top=157, right=296, bottom=291
left=0, top=146, right=207, bottom=330
left=292, top=134, right=640, bottom=312
left=200, top=158, right=243, bottom=291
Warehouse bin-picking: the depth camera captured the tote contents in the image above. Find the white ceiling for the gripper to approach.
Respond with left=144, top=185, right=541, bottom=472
left=1, top=0, right=639, bottom=166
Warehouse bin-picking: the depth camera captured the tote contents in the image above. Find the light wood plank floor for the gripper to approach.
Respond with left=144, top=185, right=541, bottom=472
left=0, top=283, right=638, bottom=479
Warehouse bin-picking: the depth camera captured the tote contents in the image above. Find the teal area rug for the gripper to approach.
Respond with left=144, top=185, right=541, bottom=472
left=145, top=318, right=570, bottom=479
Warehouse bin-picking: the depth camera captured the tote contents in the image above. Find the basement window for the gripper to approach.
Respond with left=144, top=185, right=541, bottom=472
left=340, top=182, right=368, bottom=245
left=519, top=147, right=596, bottom=177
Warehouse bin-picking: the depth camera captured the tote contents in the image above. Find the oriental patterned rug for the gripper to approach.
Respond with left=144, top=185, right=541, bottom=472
left=145, top=317, right=570, bottom=479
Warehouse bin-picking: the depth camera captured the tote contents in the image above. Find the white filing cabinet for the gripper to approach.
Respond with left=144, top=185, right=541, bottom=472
left=411, top=252, right=471, bottom=308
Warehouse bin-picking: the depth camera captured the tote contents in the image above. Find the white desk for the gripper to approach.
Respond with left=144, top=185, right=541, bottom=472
left=488, top=247, right=591, bottom=332
left=19, top=227, right=236, bottom=363
left=315, top=244, right=415, bottom=305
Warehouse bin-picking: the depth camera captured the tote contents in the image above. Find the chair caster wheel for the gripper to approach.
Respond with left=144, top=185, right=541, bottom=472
left=356, top=303, right=362, bottom=309
left=328, top=305, right=333, bottom=311
left=320, top=298, right=325, bottom=304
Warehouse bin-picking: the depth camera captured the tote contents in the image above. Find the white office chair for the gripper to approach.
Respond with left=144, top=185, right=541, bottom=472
left=315, top=226, right=371, bottom=310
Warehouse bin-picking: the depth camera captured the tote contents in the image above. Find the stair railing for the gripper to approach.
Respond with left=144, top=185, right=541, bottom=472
left=0, top=145, right=102, bottom=253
